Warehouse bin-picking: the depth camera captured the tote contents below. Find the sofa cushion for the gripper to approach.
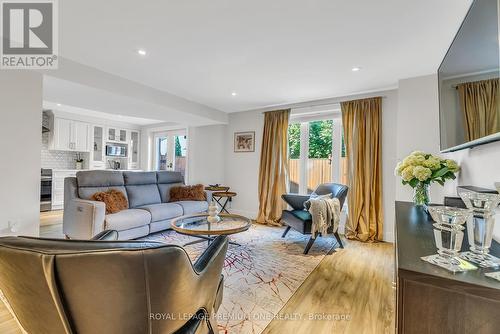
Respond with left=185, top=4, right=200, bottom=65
left=139, top=203, right=183, bottom=223
left=77, top=171, right=128, bottom=203
left=124, top=172, right=161, bottom=208
left=157, top=171, right=183, bottom=184
left=169, top=184, right=206, bottom=202
left=90, top=189, right=128, bottom=214
left=157, top=171, right=184, bottom=203
left=77, top=170, right=124, bottom=187
left=105, top=209, right=152, bottom=231
left=176, top=201, right=209, bottom=215
left=123, top=171, right=157, bottom=185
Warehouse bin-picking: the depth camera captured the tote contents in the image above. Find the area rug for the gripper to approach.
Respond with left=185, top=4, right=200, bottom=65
left=142, top=223, right=340, bottom=334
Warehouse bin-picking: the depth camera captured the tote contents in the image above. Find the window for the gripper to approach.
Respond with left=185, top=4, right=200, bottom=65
left=288, top=116, right=346, bottom=194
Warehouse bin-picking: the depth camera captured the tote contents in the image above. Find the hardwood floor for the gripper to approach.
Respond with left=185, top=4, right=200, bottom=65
left=262, top=240, right=395, bottom=334
left=0, top=211, right=395, bottom=333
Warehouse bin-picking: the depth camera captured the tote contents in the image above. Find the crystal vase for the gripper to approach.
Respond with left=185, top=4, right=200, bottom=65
left=459, top=191, right=500, bottom=267
left=422, top=206, right=474, bottom=272
left=413, top=183, right=430, bottom=207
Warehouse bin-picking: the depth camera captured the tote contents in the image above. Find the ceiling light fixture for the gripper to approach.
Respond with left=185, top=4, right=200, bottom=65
left=351, top=67, right=361, bottom=72
left=56, top=103, right=61, bottom=106
left=137, top=49, right=147, bottom=56
left=231, top=92, right=237, bottom=96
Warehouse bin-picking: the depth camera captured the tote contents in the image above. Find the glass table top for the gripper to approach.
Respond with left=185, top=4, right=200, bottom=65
left=171, top=213, right=252, bottom=236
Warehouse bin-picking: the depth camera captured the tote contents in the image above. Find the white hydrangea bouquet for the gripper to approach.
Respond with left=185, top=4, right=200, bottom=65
left=395, top=151, right=460, bottom=206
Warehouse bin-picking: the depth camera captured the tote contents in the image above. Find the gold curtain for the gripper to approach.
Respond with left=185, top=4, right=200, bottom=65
left=457, top=78, right=500, bottom=141
left=341, top=97, right=383, bottom=242
left=256, top=109, right=290, bottom=226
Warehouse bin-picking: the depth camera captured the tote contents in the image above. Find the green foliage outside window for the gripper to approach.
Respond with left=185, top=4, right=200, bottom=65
left=288, top=120, right=346, bottom=159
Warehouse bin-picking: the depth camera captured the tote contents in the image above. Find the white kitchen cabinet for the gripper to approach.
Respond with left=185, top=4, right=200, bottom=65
left=128, top=130, right=140, bottom=169
left=52, top=118, right=72, bottom=151
left=73, top=122, right=90, bottom=151
left=52, top=170, right=78, bottom=210
left=90, top=125, right=105, bottom=169
left=107, top=127, right=128, bottom=142
left=50, top=118, right=90, bottom=152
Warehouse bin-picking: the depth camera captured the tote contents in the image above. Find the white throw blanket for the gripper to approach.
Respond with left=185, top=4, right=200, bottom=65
left=308, top=197, right=341, bottom=236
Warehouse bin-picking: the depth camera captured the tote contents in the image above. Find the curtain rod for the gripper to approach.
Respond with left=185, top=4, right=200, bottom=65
left=260, top=95, right=387, bottom=114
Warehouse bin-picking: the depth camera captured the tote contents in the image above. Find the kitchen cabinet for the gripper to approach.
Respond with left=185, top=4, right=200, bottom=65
left=107, top=127, right=128, bottom=142
left=50, top=118, right=89, bottom=152
left=52, top=170, right=78, bottom=210
left=91, top=125, right=105, bottom=169
left=128, top=130, right=140, bottom=169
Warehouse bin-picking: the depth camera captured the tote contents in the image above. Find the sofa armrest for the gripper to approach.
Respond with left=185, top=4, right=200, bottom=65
left=63, top=198, right=106, bottom=239
left=281, top=194, right=311, bottom=211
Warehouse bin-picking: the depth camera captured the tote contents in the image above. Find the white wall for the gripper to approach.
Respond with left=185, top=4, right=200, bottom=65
left=187, top=124, right=226, bottom=185
left=397, top=74, right=500, bottom=241
left=396, top=74, right=444, bottom=203
left=223, top=90, right=399, bottom=242
left=0, top=71, right=43, bottom=237
left=224, top=111, right=265, bottom=218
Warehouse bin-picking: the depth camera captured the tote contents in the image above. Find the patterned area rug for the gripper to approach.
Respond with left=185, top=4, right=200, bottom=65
left=142, top=223, right=339, bottom=334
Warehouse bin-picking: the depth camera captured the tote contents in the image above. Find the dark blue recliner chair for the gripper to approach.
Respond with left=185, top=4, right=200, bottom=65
left=281, top=183, right=348, bottom=254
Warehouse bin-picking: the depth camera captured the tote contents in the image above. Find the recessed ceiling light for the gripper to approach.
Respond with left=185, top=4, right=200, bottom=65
left=56, top=103, right=61, bottom=106
left=351, top=67, right=361, bottom=72
left=231, top=92, right=237, bottom=96
left=137, top=49, right=147, bottom=56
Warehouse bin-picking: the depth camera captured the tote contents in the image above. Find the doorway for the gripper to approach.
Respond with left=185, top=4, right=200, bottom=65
left=153, top=129, right=188, bottom=179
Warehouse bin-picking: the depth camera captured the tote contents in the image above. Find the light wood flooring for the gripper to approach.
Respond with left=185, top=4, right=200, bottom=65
left=1, top=211, right=395, bottom=334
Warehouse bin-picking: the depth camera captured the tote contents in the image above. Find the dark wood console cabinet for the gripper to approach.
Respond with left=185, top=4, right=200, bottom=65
left=395, top=201, right=500, bottom=334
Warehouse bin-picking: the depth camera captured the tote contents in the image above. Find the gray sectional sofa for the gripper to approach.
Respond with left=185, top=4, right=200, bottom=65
left=63, top=170, right=210, bottom=240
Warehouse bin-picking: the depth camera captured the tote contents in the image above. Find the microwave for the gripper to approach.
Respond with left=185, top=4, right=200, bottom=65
left=106, top=145, right=127, bottom=157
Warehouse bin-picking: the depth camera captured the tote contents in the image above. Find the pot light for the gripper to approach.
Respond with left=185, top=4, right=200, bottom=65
left=56, top=103, right=61, bottom=106
left=231, top=92, right=237, bottom=96
left=351, top=67, right=361, bottom=72
left=137, top=49, right=147, bottom=56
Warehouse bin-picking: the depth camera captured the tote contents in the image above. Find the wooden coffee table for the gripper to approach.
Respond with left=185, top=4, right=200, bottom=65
left=171, top=213, right=251, bottom=246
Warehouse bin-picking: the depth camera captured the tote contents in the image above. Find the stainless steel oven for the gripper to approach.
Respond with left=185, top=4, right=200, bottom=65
left=40, top=169, right=52, bottom=212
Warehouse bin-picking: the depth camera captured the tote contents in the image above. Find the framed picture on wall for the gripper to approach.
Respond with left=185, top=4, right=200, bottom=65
left=234, top=131, right=255, bottom=152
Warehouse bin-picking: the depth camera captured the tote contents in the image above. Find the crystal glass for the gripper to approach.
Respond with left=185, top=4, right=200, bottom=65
left=427, top=206, right=471, bottom=259
left=413, top=183, right=430, bottom=207
left=459, top=191, right=500, bottom=265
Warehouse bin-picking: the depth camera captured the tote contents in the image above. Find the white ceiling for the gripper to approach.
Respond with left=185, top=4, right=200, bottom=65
left=57, top=0, right=472, bottom=113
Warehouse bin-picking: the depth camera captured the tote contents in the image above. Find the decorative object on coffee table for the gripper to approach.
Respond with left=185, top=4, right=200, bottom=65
left=212, top=191, right=237, bottom=214
left=459, top=190, right=500, bottom=268
left=395, top=151, right=460, bottom=207
left=207, top=201, right=221, bottom=224
left=234, top=131, right=255, bottom=152
left=421, top=205, right=476, bottom=273
left=171, top=213, right=251, bottom=247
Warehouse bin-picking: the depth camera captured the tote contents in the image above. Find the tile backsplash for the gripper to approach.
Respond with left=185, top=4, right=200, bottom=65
left=41, top=112, right=89, bottom=169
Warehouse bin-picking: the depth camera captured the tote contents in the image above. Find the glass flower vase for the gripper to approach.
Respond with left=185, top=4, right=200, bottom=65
left=413, top=183, right=430, bottom=207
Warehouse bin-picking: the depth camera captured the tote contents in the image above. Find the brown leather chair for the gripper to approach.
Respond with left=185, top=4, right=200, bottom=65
left=0, top=233, right=228, bottom=334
